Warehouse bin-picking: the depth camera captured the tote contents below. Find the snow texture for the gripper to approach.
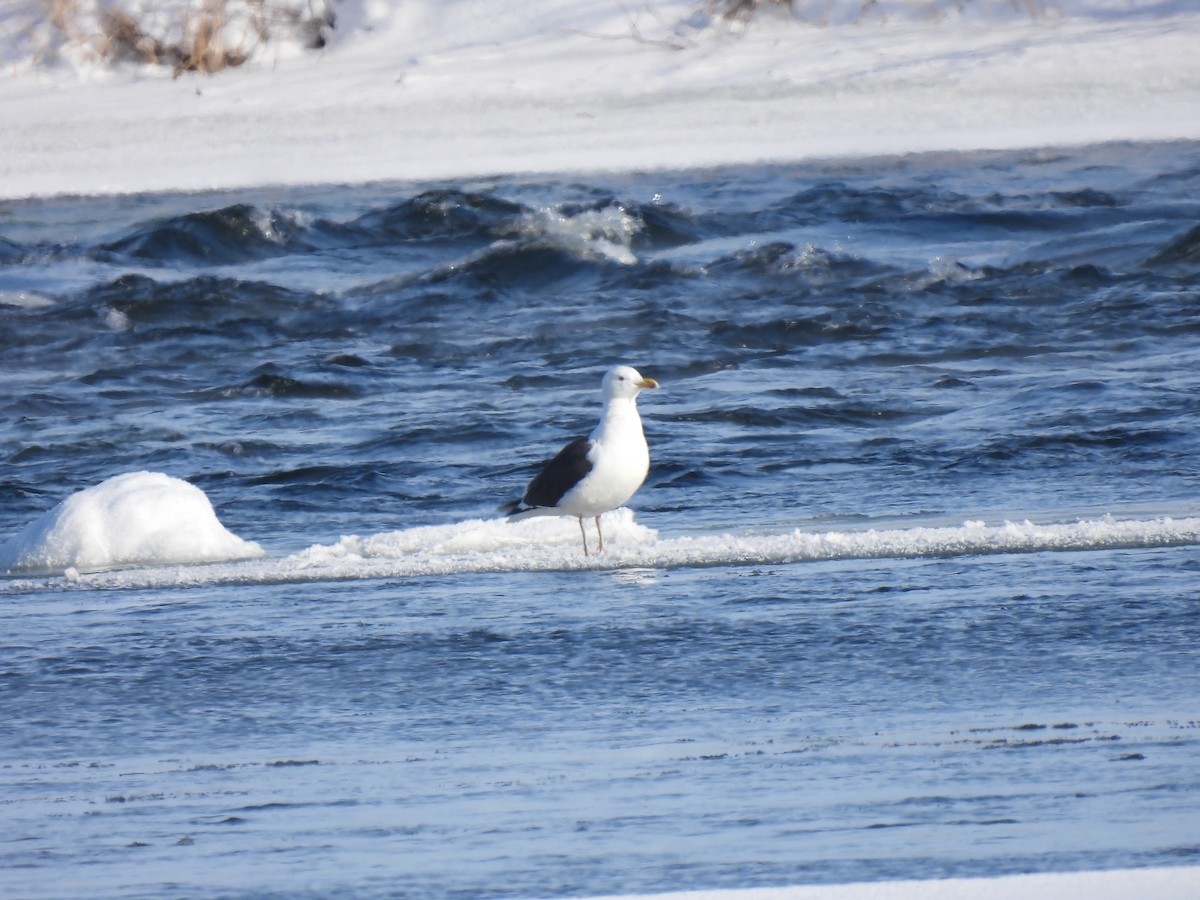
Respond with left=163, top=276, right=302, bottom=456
left=1, top=1, right=1198, bottom=198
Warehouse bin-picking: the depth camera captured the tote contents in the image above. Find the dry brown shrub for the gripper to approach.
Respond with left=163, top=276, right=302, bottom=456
left=709, top=0, right=795, bottom=23
left=35, top=0, right=333, bottom=76
left=707, top=0, right=1050, bottom=24
left=47, top=0, right=81, bottom=36
left=97, top=9, right=167, bottom=65
left=173, top=2, right=249, bottom=75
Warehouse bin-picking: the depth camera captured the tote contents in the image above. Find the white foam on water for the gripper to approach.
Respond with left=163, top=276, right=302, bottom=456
left=518, top=204, right=642, bottom=265
left=4, top=475, right=1196, bottom=591
left=0, top=290, right=55, bottom=309
left=0, top=471, right=264, bottom=576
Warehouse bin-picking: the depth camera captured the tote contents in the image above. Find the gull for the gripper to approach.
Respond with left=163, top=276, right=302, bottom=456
left=506, top=365, right=658, bottom=555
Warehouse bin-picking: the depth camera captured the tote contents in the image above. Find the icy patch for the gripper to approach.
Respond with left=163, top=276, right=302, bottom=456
left=288, top=508, right=658, bottom=578
left=9, top=509, right=1198, bottom=593
left=0, top=471, right=264, bottom=575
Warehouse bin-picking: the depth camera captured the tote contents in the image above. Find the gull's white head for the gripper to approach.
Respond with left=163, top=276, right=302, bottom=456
left=602, top=365, right=659, bottom=401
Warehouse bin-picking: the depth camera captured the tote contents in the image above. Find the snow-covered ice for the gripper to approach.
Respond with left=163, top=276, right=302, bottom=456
left=3, top=477, right=1197, bottom=589
left=0, top=471, right=263, bottom=574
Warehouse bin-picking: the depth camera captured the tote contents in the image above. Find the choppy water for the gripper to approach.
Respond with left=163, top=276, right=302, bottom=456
left=2, top=141, right=1199, bottom=898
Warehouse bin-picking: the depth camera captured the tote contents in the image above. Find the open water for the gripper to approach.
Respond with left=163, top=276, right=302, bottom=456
left=1, top=140, right=1199, bottom=898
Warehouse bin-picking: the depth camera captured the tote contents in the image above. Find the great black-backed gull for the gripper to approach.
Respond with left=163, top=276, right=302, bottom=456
left=506, top=365, right=659, bottom=555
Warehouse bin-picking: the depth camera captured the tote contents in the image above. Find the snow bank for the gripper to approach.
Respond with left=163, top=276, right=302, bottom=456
left=0, top=471, right=264, bottom=575
left=1, top=1, right=1198, bottom=199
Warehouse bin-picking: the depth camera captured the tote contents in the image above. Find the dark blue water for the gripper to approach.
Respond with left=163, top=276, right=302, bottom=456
left=2, top=141, right=1199, bottom=898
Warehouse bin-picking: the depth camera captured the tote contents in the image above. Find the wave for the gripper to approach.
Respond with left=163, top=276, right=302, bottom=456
left=4, top=483, right=1197, bottom=592
left=441, top=200, right=643, bottom=270
left=82, top=272, right=316, bottom=327
left=84, top=192, right=644, bottom=278
left=96, top=204, right=320, bottom=265
left=17, top=172, right=1199, bottom=324
left=352, top=189, right=525, bottom=242
left=1148, top=222, right=1200, bottom=267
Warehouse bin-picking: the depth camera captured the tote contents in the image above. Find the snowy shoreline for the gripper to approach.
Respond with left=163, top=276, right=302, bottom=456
left=587, top=865, right=1200, bottom=900
left=3, top=0, right=1200, bottom=200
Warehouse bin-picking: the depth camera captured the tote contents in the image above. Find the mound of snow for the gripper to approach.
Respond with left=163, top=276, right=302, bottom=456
left=0, top=471, right=264, bottom=575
